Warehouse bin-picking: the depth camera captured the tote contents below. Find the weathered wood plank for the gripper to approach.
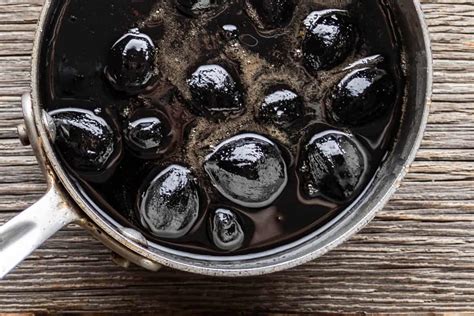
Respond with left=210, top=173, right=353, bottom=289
left=0, top=0, right=472, bottom=314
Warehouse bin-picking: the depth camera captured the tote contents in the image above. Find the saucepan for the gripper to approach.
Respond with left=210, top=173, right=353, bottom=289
left=0, top=0, right=432, bottom=278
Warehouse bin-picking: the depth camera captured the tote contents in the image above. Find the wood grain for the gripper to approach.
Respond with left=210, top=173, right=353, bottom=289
left=0, top=0, right=473, bottom=313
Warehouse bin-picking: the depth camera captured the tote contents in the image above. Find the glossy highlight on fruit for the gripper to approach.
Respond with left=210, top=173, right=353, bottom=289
left=187, top=64, right=244, bottom=118
left=258, top=88, right=304, bottom=128
left=138, top=165, right=200, bottom=239
left=176, top=0, right=225, bottom=16
left=50, top=108, right=121, bottom=180
left=204, top=133, right=288, bottom=208
left=210, top=208, right=245, bottom=251
left=302, top=10, right=356, bottom=72
left=247, top=0, right=295, bottom=28
left=327, top=67, right=396, bottom=125
left=105, top=29, right=157, bottom=94
left=299, top=130, right=365, bottom=202
left=124, top=114, right=170, bottom=158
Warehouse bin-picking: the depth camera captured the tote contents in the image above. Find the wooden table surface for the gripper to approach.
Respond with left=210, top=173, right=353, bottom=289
left=0, top=0, right=473, bottom=314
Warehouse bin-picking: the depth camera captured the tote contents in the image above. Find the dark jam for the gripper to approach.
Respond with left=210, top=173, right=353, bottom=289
left=40, top=0, right=405, bottom=256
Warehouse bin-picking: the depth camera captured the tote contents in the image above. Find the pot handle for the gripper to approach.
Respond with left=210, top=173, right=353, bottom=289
left=0, top=184, right=81, bottom=279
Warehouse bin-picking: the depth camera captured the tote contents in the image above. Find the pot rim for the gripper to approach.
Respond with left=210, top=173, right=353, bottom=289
left=29, top=0, right=433, bottom=276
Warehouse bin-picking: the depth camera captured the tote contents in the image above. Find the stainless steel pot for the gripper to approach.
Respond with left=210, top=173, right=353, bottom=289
left=0, top=0, right=432, bottom=278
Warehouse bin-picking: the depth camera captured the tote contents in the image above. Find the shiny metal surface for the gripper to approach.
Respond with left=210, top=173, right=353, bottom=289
left=0, top=0, right=432, bottom=278
left=0, top=185, right=79, bottom=278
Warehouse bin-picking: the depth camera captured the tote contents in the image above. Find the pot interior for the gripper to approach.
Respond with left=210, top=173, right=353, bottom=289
left=30, top=0, right=431, bottom=275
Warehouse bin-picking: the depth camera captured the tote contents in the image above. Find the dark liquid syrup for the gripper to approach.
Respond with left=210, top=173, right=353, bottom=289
left=40, top=0, right=405, bottom=256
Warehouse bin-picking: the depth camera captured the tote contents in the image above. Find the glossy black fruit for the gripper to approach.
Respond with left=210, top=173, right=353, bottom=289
left=221, top=24, right=239, bottom=40
left=247, top=0, right=295, bottom=28
left=210, top=208, right=245, bottom=251
left=176, top=0, right=224, bottom=16
left=299, top=130, right=365, bottom=202
left=124, top=114, right=170, bottom=158
left=105, top=29, right=157, bottom=94
left=139, top=165, right=200, bottom=239
left=327, top=67, right=395, bottom=125
left=258, top=88, right=304, bottom=128
left=302, top=10, right=356, bottom=72
left=204, top=134, right=287, bottom=208
left=50, top=108, right=120, bottom=179
left=187, top=64, right=244, bottom=118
